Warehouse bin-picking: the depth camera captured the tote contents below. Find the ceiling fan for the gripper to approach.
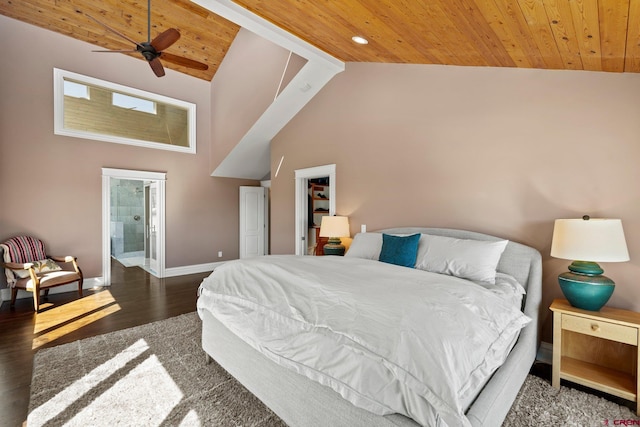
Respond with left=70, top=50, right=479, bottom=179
left=87, top=0, right=209, bottom=77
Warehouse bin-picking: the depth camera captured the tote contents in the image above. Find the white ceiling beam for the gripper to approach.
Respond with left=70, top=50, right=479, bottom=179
left=210, top=60, right=340, bottom=179
left=191, top=0, right=345, bottom=179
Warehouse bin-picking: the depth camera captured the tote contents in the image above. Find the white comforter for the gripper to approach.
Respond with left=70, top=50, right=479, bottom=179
left=197, top=255, right=530, bottom=427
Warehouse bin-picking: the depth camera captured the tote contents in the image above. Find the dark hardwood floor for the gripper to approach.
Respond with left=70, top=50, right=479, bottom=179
left=0, top=259, right=210, bottom=427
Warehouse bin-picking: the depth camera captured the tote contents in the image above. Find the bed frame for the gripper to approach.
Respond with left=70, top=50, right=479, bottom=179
left=200, top=227, right=542, bottom=427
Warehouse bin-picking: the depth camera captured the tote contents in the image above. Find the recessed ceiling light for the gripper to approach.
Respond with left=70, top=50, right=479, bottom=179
left=352, top=36, right=369, bottom=45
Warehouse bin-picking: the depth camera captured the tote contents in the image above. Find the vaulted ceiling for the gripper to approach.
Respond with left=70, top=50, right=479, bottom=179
left=2, top=0, right=639, bottom=81
left=0, top=0, right=240, bottom=81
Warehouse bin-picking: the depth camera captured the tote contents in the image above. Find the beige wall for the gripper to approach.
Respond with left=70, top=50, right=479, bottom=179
left=0, top=15, right=256, bottom=282
left=210, top=28, right=300, bottom=174
left=271, top=62, right=640, bottom=340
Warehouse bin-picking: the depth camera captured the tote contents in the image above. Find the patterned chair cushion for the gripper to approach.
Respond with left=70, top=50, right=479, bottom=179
left=13, top=259, right=62, bottom=278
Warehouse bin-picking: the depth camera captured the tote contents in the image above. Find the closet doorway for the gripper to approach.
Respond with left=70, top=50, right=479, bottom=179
left=294, top=164, right=336, bottom=256
left=102, top=168, right=166, bottom=285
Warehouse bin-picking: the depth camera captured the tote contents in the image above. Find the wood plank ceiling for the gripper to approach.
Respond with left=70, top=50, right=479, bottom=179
left=0, top=0, right=240, bottom=81
left=236, top=0, right=640, bottom=73
left=2, top=0, right=640, bottom=81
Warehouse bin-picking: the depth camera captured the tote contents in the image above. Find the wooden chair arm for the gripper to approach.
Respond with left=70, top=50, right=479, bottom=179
left=0, top=261, right=40, bottom=283
left=0, top=261, right=35, bottom=270
left=49, top=255, right=76, bottom=263
left=49, top=255, right=81, bottom=274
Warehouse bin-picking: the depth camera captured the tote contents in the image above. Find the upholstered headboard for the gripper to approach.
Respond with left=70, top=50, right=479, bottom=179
left=377, top=227, right=542, bottom=296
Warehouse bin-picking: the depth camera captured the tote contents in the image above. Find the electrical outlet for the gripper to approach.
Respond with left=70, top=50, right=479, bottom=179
left=218, top=251, right=223, bottom=258
left=361, top=224, right=367, bottom=233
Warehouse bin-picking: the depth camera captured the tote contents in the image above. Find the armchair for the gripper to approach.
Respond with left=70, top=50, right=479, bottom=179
left=0, top=236, right=83, bottom=312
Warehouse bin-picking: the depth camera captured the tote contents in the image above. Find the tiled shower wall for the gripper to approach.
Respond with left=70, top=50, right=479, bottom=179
left=110, top=179, right=145, bottom=257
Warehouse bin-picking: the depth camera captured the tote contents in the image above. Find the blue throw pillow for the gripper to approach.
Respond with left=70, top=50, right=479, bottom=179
left=379, top=233, right=421, bottom=268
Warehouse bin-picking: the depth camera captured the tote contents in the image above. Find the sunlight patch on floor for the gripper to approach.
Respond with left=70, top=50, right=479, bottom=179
left=179, top=410, right=202, bottom=426
left=32, top=290, right=121, bottom=349
left=67, top=354, right=184, bottom=425
left=28, top=339, right=149, bottom=426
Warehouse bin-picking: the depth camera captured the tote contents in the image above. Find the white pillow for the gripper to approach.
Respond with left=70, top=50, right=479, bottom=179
left=13, top=258, right=62, bottom=278
left=415, top=235, right=508, bottom=284
left=346, top=232, right=431, bottom=261
left=345, top=233, right=382, bottom=259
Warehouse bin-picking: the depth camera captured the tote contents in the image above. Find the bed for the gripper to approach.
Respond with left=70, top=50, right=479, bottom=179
left=197, top=227, right=542, bottom=427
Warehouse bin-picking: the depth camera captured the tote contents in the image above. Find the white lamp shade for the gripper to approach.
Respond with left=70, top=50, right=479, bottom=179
left=550, top=218, right=629, bottom=262
left=319, top=216, right=350, bottom=238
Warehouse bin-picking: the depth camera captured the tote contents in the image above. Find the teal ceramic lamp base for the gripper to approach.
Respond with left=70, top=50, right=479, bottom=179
left=323, top=237, right=345, bottom=256
left=558, top=261, right=615, bottom=311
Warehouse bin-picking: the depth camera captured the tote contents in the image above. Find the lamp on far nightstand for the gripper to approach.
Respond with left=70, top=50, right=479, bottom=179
left=319, top=216, right=350, bottom=256
left=550, top=215, right=630, bottom=311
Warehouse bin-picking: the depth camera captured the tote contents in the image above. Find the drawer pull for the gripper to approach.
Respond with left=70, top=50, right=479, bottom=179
left=591, top=324, right=600, bottom=332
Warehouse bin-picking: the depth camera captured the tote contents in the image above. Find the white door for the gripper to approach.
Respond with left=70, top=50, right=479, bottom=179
left=147, top=182, right=159, bottom=273
left=240, top=186, right=265, bottom=259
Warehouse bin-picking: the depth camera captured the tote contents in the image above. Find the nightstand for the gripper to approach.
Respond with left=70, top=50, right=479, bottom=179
left=550, top=298, right=640, bottom=414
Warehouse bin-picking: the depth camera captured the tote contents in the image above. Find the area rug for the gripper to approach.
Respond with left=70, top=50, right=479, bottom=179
left=503, top=374, right=638, bottom=426
left=29, top=312, right=639, bottom=426
left=28, top=312, right=284, bottom=427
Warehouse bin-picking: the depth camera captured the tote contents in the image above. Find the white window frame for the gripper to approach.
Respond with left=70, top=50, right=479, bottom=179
left=54, top=68, right=196, bottom=154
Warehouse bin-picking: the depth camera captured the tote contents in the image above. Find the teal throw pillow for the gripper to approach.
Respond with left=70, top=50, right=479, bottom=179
left=379, top=233, right=421, bottom=268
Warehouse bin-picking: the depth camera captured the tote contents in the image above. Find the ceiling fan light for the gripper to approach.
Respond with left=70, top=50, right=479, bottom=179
left=351, top=36, right=369, bottom=45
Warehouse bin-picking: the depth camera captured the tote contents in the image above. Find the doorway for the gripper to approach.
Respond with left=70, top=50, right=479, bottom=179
left=102, top=168, right=166, bottom=285
left=110, top=178, right=145, bottom=267
left=294, top=164, right=336, bottom=256
left=307, top=177, right=330, bottom=255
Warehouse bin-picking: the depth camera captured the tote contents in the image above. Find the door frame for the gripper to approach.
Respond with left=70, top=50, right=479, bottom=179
left=145, top=181, right=159, bottom=274
left=260, top=180, right=271, bottom=255
left=102, top=168, right=166, bottom=285
left=294, top=164, right=336, bottom=255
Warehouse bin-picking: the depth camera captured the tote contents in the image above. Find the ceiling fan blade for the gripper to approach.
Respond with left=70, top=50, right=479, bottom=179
left=92, top=49, right=139, bottom=53
left=160, top=52, right=209, bottom=71
left=151, top=28, right=181, bottom=52
left=85, top=13, right=143, bottom=48
left=149, top=57, right=166, bottom=77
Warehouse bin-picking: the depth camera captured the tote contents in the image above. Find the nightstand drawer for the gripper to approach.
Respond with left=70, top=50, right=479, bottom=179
left=562, top=315, right=638, bottom=346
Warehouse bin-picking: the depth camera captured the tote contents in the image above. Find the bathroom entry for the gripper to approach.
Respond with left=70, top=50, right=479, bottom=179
left=109, top=178, right=161, bottom=275
left=102, top=168, right=166, bottom=285
left=110, top=178, right=146, bottom=268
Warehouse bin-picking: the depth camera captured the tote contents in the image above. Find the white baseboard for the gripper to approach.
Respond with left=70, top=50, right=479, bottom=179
left=536, top=341, right=553, bottom=365
left=0, top=277, right=104, bottom=303
left=163, top=261, right=225, bottom=277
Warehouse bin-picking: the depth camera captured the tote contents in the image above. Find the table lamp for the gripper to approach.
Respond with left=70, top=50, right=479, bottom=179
left=550, top=216, right=629, bottom=311
left=319, top=216, right=350, bottom=256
